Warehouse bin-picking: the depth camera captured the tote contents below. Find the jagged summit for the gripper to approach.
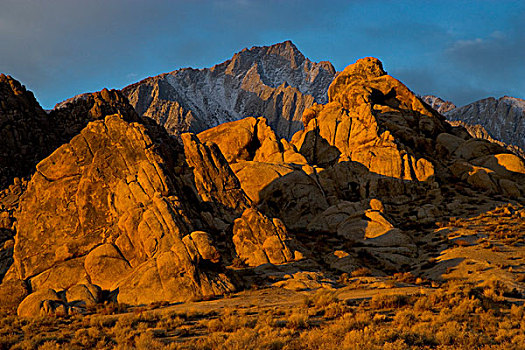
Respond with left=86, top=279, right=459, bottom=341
left=234, top=40, right=306, bottom=70
left=121, top=41, right=336, bottom=139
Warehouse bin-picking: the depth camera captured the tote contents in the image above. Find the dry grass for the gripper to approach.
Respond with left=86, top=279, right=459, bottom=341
left=0, top=281, right=524, bottom=349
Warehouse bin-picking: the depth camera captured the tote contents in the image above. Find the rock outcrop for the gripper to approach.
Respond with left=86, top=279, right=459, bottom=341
left=0, top=74, right=54, bottom=188
left=122, top=41, right=336, bottom=139
left=11, top=114, right=235, bottom=305
left=232, top=208, right=299, bottom=266
left=293, top=57, right=443, bottom=183
left=0, top=74, right=141, bottom=190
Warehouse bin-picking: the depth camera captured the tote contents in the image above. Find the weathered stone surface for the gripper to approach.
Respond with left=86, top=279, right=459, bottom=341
left=257, top=168, right=329, bottom=230
left=197, top=116, right=307, bottom=165
left=13, top=114, right=234, bottom=305
left=84, top=244, right=132, bottom=290
left=230, top=161, right=296, bottom=203
left=181, top=132, right=250, bottom=217
left=197, top=117, right=259, bottom=163
left=113, top=248, right=234, bottom=305
left=453, top=138, right=507, bottom=161
left=0, top=74, right=140, bottom=189
left=436, top=132, right=465, bottom=155
left=29, top=257, right=89, bottom=292
left=307, top=201, right=365, bottom=234
left=50, top=87, right=141, bottom=142
left=471, top=153, right=525, bottom=177
left=292, top=57, right=441, bottom=183
left=233, top=208, right=296, bottom=266
left=364, top=210, right=395, bottom=238
left=445, top=96, right=525, bottom=153
left=17, top=288, right=63, bottom=317
left=0, top=74, right=53, bottom=188
left=182, top=231, right=221, bottom=263
left=65, top=283, right=101, bottom=306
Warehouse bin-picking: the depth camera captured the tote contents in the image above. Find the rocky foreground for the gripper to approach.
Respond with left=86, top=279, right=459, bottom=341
left=0, top=56, right=524, bottom=323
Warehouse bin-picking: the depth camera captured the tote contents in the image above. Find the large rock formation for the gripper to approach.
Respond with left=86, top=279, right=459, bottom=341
left=10, top=114, right=236, bottom=307
left=294, top=57, right=443, bottom=181
left=232, top=208, right=299, bottom=267
left=446, top=120, right=525, bottom=158
left=121, top=41, right=336, bottom=139
left=49, top=87, right=141, bottom=142
left=0, top=73, right=142, bottom=189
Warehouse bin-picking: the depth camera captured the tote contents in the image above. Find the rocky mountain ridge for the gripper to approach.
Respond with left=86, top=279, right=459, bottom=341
left=423, top=94, right=525, bottom=157
left=446, top=96, right=525, bottom=151
left=120, top=41, right=336, bottom=139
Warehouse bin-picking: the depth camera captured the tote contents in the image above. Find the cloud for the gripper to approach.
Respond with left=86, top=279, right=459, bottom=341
left=443, top=13, right=525, bottom=101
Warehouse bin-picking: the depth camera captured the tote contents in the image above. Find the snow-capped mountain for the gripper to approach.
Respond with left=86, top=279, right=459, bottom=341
left=121, top=41, right=336, bottom=139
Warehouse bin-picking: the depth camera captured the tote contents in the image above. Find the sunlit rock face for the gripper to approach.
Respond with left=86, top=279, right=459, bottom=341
left=0, top=73, right=142, bottom=189
left=293, top=57, right=444, bottom=182
left=121, top=40, right=336, bottom=140
left=12, top=114, right=236, bottom=306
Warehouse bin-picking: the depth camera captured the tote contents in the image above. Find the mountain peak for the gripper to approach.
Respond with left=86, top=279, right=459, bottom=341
left=265, top=40, right=304, bottom=64
left=123, top=41, right=336, bottom=139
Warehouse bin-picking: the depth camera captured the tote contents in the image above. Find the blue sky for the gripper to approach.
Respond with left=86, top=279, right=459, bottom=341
left=1, top=0, right=523, bottom=109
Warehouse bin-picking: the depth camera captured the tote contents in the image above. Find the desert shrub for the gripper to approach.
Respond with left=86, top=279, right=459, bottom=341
left=71, top=327, right=100, bottom=348
left=0, top=334, right=20, bottom=350
left=205, top=311, right=253, bottom=333
left=393, top=272, right=417, bottom=284
left=89, top=314, right=117, bottom=328
left=37, top=341, right=60, bottom=350
left=305, top=289, right=339, bottom=309
left=157, top=315, right=185, bottom=330
left=370, top=294, right=411, bottom=309
left=351, top=267, right=371, bottom=277
left=134, top=332, right=164, bottom=350
left=510, top=304, right=524, bottom=319
left=96, top=301, right=127, bottom=315
left=222, top=328, right=259, bottom=350
left=286, top=309, right=308, bottom=330
left=393, top=309, right=416, bottom=327
left=324, top=301, right=348, bottom=319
